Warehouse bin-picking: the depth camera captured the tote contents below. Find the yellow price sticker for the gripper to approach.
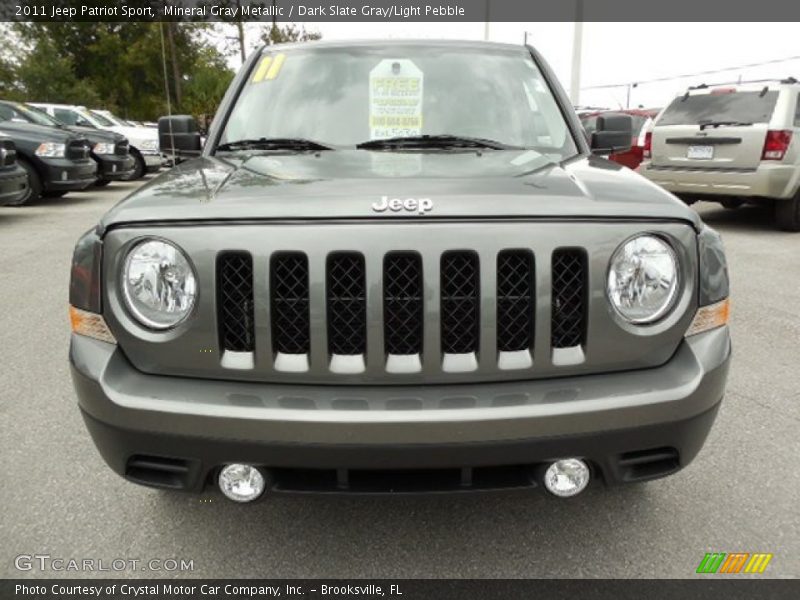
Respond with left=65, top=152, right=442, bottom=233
left=252, top=53, right=286, bottom=83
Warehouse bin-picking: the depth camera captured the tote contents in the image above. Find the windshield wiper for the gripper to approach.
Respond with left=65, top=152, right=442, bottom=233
left=698, top=120, right=753, bottom=130
left=216, top=137, right=334, bottom=152
left=356, top=134, right=520, bottom=151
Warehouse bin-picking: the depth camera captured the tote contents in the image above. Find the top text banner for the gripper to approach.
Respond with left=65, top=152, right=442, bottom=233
left=3, top=0, right=800, bottom=22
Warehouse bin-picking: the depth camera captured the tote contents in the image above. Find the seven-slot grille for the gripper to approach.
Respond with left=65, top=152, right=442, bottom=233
left=0, top=139, right=16, bottom=166
left=215, top=248, right=589, bottom=374
left=67, top=139, right=91, bottom=160
left=115, top=140, right=130, bottom=156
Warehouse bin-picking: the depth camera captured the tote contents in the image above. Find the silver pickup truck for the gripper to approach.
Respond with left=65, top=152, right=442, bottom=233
left=69, top=40, right=731, bottom=502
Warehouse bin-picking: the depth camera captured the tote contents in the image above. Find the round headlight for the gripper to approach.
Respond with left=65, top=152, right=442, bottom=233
left=122, top=239, right=197, bottom=329
left=607, top=235, right=679, bottom=324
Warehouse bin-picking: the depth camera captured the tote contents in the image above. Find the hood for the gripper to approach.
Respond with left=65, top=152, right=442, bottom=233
left=69, top=125, right=124, bottom=144
left=100, top=150, right=701, bottom=230
left=0, top=120, right=73, bottom=143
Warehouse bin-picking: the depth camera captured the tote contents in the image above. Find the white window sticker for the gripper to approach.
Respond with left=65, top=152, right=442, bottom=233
left=369, top=59, right=424, bottom=140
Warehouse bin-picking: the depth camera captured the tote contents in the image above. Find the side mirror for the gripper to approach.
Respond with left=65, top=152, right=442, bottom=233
left=158, top=115, right=202, bottom=162
left=590, top=114, right=633, bottom=155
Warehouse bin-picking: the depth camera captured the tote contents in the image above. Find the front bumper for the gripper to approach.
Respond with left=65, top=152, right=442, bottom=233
left=0, top=164, right=28, bottom=206
left=639, top=162, right=800, bottom=200
left=71, top=327, right=731, bottom=494
left=141, top=151, right=162, bottom=172
left=95, top=154, right=135, bottom=181
left=39, top=157, right=97, bottom=191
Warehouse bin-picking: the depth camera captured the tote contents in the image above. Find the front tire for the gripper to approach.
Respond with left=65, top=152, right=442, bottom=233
left=124, top=150, right=146, bottom=181
left=42, top=190, right=67, bottom=198
left=6, top=159, right=42, bottom=206
left=94, top=179, right=112, bottom=187
left=775, top=195, right=800, bottom=232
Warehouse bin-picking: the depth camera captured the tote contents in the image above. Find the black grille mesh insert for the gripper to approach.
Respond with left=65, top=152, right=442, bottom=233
left=217, top=253, right=255, bottom=352
left=327, top=253, right=367, bottom=355
left=497, top=250, right=535, bottom=353
left=551, top=249, right=587, bottom=349
left=271, top=253, right=310, bottom=354
left=440, top=251, right=480, bottom=354
left=383, top=253, right=423, bottom=355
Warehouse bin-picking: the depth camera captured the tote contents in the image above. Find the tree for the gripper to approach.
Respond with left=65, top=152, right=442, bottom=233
left=261, top=22, right=322, bottom=45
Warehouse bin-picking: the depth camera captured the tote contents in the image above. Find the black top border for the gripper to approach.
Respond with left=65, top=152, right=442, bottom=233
left=3, top=0, right=800, bottom=22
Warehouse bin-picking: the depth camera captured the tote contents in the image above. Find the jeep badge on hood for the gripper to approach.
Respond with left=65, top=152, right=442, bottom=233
left=372, top=195, right=433, bottom=214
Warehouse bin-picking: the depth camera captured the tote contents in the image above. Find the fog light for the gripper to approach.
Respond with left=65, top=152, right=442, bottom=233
left=544, top=459, right=590, bottom=497
left=218, top=464, right=266, bottom=502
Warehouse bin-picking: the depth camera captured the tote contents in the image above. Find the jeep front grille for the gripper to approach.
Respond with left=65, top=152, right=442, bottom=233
left=214, top=246, right=588, bottom=378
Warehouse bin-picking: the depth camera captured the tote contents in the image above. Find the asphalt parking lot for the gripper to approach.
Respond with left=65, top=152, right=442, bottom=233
left=1, top=182, right=798, bottom=579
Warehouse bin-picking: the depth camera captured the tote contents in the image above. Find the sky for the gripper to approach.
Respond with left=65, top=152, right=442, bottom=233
left=224, top=21, right=800, bottom=109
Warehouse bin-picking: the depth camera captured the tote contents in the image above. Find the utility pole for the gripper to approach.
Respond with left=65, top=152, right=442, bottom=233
left=484, top=0, right=490, bottom=41
left=569, top=0, right=584, bottom=105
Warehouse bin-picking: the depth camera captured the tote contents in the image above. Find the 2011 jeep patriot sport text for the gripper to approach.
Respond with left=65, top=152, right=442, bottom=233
left=69, top=41, right=731, bottom=501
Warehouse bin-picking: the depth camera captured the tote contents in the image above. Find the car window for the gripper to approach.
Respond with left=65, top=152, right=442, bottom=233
left=658, top=91, right=779, bottom=126
left=54, top=108, right=79, bottom=126
left=221, top=44, right=577, bottom=156
left=88, top=110, right=115, bottom=127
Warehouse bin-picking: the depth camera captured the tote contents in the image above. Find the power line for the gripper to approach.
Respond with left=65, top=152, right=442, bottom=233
left=582, top=54, right=800, bottom=90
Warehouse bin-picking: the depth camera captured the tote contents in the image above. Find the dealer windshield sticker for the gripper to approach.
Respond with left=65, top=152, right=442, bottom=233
left=369, top=59, right=423, bottom=139
left=252, top=53, right=286, bottom=83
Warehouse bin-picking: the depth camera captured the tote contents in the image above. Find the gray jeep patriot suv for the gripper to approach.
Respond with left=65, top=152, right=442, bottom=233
left=69, top=41, right=731, bottom=501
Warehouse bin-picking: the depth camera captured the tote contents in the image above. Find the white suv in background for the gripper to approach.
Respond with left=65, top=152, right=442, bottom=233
left=638, top=79, right=800, bottom=231
left=30, top=103, right=160, bottom=180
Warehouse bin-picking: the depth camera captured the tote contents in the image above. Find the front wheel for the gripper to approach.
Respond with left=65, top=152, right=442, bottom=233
left=42, top=190, right=67, bottom=198
left=6, top=159, right=41, bottom=206
left=124, top=150, right=146, bottom=181
left=94, top=179, right=112, bottom=187
left=775, top=195, right=800, bottom=232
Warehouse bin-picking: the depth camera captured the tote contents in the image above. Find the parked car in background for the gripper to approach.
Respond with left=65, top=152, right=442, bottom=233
left=639, top=79, right=800, bottom=231
left=0, top=103, right=96, bottom=205
left=0, top=101, right=135, bottom=186
left=31, top=103, right=160, bottom=180
left=581, top=108, right=660, bottom=169
left=0, top=133, right=28, bottom=206
left=94, top=110, right=157, bottom=130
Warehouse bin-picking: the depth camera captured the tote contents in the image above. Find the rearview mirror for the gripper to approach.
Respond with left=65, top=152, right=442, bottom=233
left=590, top=114, right=633, bottom=155
left=158, top=115, right=202, bottom=162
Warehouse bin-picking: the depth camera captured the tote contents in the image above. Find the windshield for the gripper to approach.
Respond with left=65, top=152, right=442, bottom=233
left=220, top=44, right=576, bottom=156
left=92, top=110, right=125, bottom=127
left=659, top=91, right=779, bottom=126
left=86, top=110, right=114, bottom=127
left=0, top=102, right=60, bottom=127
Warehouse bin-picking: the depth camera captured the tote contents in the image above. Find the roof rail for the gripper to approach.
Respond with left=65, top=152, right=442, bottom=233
left=687, top=77, right=798, bottom=90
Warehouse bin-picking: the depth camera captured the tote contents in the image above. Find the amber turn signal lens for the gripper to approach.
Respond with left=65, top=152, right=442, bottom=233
left=685, top=298, right=730, bottom=337
left=69, top=305, right=117, bottom=344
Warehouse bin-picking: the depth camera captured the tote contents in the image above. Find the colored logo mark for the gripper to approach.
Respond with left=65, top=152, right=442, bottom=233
left=696, top=552, right=773, bottom=574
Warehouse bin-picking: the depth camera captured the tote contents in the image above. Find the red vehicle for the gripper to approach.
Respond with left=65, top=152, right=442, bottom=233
left=581, top=108, right=660, bottom=169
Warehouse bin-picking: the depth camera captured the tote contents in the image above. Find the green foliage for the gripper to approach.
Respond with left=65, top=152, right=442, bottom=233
left=2, top=22, right=236, bottom=121
left=262, top=23, right=323, bottom=45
